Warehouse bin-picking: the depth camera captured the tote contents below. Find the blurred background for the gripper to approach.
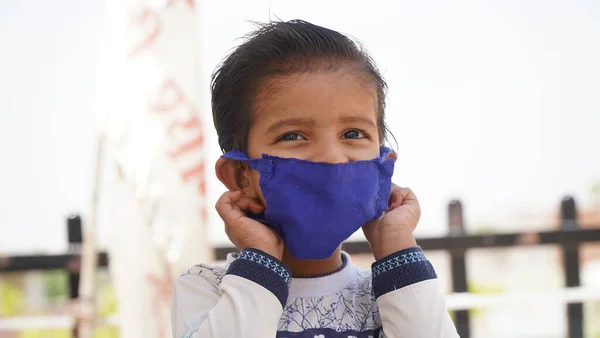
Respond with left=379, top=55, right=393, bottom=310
left=1, top=0, right=599, bottom=337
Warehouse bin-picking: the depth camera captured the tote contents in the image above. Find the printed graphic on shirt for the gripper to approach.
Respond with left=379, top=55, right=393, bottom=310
left=277, top=327, right=382, bottom=337
left=278, top=268, right=384, bottom=337
left=181, top=262, right=226, bottom=284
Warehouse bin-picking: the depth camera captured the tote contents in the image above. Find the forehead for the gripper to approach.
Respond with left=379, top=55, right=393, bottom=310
left=252, top=70, right=378, bottom=125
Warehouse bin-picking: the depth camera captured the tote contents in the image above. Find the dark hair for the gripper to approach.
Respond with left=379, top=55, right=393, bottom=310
left=211, top=19, right=392, bottom=153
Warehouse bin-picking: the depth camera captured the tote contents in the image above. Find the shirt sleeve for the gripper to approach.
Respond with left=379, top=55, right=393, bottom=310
left=371, top=247, right=460, bottom=338
left=171, top=248, right=291, bottom=338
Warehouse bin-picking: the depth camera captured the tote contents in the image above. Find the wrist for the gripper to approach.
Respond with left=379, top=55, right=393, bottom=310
left=227, top=247, right=291, bottom=308
left=372, top=235, right=418, bottom=261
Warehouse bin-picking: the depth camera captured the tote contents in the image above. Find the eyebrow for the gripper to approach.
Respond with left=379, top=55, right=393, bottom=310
left=339, top=116, right=377, bottom=129
left=265, top=115, right=377, bottom=134
left=266, top=117, right=316, bottom=134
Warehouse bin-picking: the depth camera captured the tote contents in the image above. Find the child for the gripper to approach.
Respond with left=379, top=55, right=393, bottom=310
left=172, top=20, right=459, bottom=338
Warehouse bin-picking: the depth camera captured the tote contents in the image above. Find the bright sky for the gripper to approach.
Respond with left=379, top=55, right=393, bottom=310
left=1, top=0, right=599, bottom=254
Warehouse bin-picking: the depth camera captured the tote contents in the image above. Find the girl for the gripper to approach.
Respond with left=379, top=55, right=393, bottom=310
left=172, top=20, right=459, bottom=338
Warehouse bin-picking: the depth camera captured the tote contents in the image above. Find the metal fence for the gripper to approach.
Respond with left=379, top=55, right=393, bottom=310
left=1, top=196, right=600, bottom=338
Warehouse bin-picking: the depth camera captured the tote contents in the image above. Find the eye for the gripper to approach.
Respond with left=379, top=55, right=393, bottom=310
left=341, top=129, right=365, bottom=139
left=277, top=132, right=305, bottom=142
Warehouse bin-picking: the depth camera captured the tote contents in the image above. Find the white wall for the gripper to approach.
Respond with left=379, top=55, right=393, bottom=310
left=1, top=0, right=599, bottom=254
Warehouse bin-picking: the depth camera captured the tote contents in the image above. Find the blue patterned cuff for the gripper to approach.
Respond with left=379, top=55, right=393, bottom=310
left=371, top=247, right=437, bottom=299
left=226, top=248, right=291, bottom=307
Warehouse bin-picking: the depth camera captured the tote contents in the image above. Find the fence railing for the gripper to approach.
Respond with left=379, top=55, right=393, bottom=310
left=1, top=196, right=600, bottom=338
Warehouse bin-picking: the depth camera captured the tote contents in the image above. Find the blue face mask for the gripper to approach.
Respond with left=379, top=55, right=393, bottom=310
left=221, top=147, right=395, bottom=260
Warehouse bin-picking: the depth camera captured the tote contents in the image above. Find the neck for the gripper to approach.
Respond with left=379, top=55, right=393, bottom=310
left=282, top=246, right=344, bottom=278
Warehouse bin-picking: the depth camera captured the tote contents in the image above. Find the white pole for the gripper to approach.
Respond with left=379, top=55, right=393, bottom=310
left=77, top=136, right=104, bottom=338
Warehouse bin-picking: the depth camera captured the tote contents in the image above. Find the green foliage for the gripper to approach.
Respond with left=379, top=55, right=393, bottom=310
left=20, top=329, right=71, bottom=338
left=93, top=327, right=119, bottom=338
left=586, top=301, right=600, bottom=338
left=468, top=283, right=504, bottom=294
left=592, top=181, right=600, bottom=193
left=44, top=270, right=68, bottom=301
left=0, top=279, right=24, bottom=316
left=471, top=224, right=495, bottom=235
left=97, top=284, right=117, bottom=316
left=0, top=271, right=119, bottom=337
left=448, top=281, right=504, bottom=321
left=467, top=282, right=504, bottom=318
left=18, top=327, right=119, bottom=338
left=591, top=181, right=600, bottom=198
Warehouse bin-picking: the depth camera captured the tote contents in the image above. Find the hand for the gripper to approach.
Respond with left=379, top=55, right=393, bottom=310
left=215, top=191, right=284, bottom=260
left=362, top=184, right=421, bottom=261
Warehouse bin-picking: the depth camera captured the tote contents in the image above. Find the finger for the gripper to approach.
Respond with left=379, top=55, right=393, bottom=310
left=215, top=191, right=245, bottom=224
left=215, top=190, right=242, bottom=211
left=398, top=187, right=419, bottom=207
left=235, top=196, right=266, bottom=214
left=388, top=185, right=419, bottom=209
left=387, top=184, right=404, bottom=209
left=396, top=187, right=421, bottom=221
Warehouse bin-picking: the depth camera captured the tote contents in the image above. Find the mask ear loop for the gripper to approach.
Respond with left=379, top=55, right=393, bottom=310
left=376, top=146, right=396, bottom=215
left=380, top=146, right=396, bottom=163
left=221, top=150, right=274, bottom=177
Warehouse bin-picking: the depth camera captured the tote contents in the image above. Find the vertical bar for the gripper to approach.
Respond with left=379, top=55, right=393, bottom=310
left=561, top=196, right=583, bottom=338
left=68, top=215, right=83, bottom=338
left=448, top=200, right=470, bottom=338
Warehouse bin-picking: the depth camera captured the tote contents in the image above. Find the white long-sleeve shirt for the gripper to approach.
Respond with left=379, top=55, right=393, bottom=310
left=172, top=247, right=459, bottom=337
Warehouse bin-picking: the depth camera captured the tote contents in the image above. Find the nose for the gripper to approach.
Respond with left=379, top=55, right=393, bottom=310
left=310, top=140, right=347, bottom=164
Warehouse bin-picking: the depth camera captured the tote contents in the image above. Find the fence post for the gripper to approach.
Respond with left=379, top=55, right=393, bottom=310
left=67, top=215, right=83, bottom=338
left=448, top=199, right=470, bottom=338
left=561, top=196, right=583, bottom=338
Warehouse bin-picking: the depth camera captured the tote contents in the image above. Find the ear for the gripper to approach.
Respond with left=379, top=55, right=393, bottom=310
left=215, top=157, right=256, bottom=197
left=385, top=150, right=398, bottom=162
left=216, top=157, right=244, bottom=191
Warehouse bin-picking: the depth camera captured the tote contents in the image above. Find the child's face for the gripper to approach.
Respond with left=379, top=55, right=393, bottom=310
left=244, top=69, right=382, bottom=205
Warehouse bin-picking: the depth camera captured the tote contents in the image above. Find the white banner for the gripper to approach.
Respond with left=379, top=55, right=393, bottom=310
left=96, top=0, right=212, bottom=337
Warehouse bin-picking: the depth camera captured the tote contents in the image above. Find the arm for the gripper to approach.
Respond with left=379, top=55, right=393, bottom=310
left=372, top=247, right=459, bottom=338
left=171, top=249, right=291, bottom=338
